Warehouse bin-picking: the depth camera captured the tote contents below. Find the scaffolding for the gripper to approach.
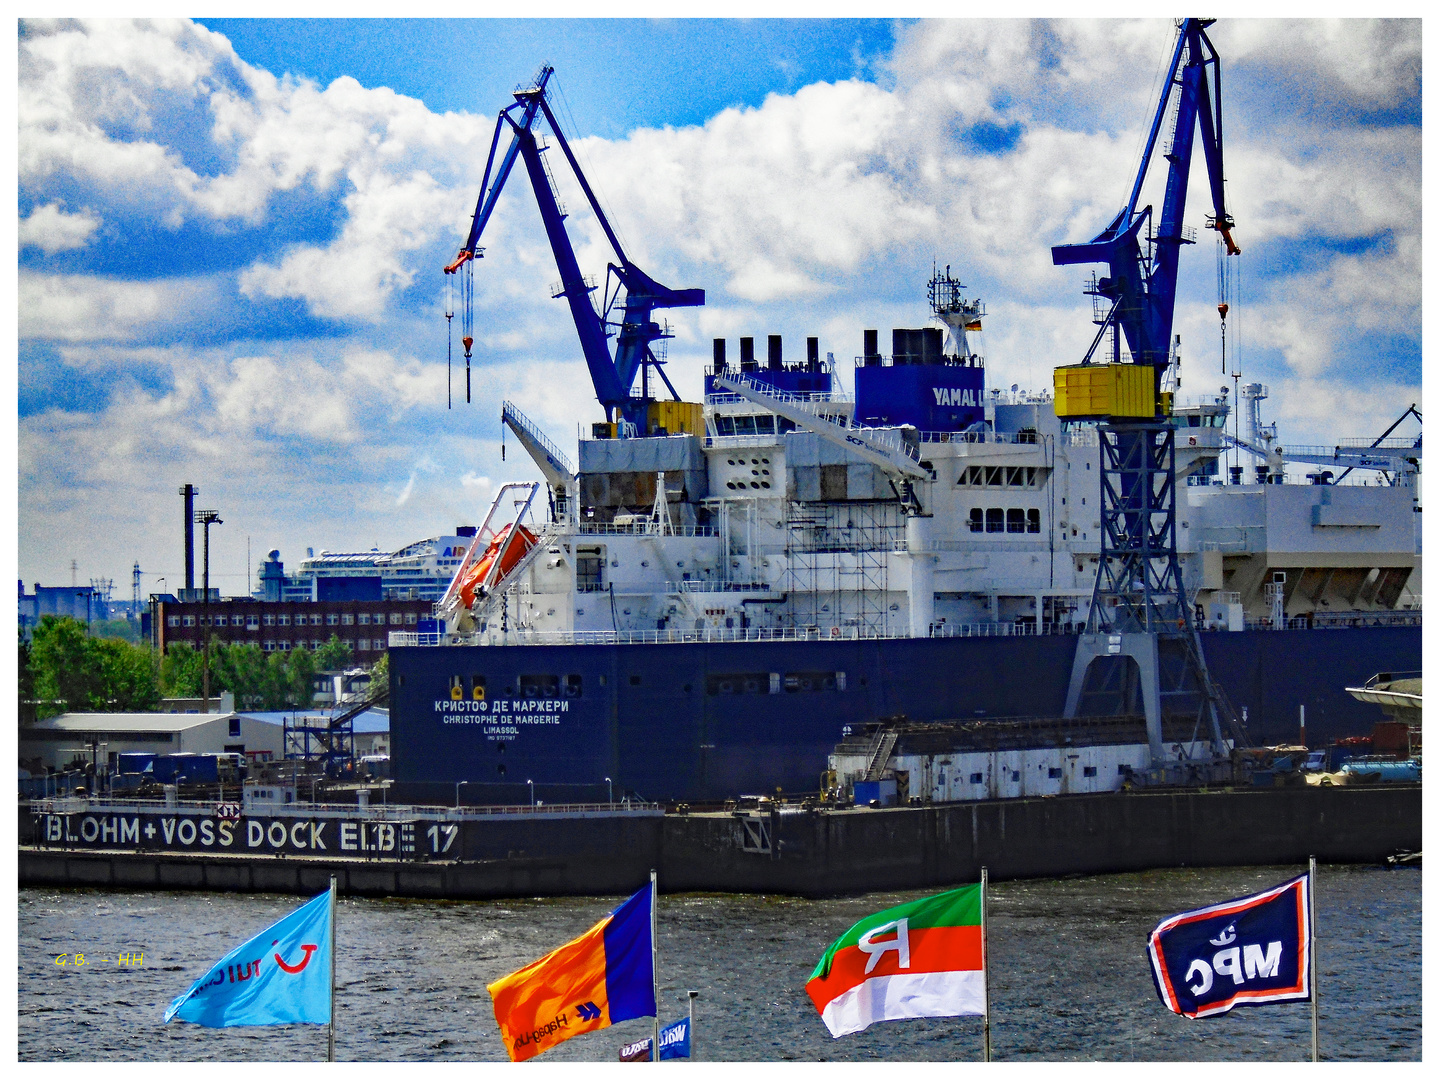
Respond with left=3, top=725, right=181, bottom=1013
left=783, top=501, right=901, bottom=636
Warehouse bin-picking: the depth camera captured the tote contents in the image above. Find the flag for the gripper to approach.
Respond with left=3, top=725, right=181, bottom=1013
left=1148, top=873, right=1312, bottom=1019
left=164, top=889, right=332, bottom=1027
left=806, top=883, right=984, bottom=1038
left=489, top=883, right=656, bottom=1061
left=619, top=1016, right=690, bottom=1061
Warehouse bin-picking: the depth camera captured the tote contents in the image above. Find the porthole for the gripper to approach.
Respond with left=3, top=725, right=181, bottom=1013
left=751, top=457, right=759, bottom=464
left=761, top=457, right=770, bottom=464
left=761, top=481, right=771, bottom=489
left=751, top=481, right=760, bottom=489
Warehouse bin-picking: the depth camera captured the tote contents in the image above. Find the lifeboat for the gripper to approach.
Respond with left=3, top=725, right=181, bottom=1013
left=456, top=523, right=537, bottom=610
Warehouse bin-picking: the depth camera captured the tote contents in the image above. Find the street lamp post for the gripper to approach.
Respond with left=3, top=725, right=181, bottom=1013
left=527, top=779, right=534, bottom=808
left=455, top=780, right=468, bottom=808
left=195, top=509, right=223, bottom=714
left=605, top=776, right=613, bottom=806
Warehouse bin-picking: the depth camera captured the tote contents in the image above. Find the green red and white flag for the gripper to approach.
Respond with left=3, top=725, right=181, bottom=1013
left=806, top=883, right=985, bottom=1038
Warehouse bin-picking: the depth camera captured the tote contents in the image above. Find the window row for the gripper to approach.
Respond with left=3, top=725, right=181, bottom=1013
left=260, top=638, right=383, bottom=653
left=167, top=611, right=415, bottom=628
left=957, top=465, right=1041, bottom=488
left=966, top=508, right=1042, bottom=534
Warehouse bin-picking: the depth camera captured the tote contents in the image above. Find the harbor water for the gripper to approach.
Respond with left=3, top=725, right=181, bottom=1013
left=18, top=864, right=1419, bottom=1062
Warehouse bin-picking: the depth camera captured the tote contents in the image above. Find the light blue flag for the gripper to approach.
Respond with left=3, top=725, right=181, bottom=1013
left=164, top=889, right=332, bottom=1027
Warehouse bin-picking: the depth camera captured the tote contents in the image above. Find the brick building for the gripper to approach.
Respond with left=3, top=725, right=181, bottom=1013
left=154, top=598, right=432, bottom=656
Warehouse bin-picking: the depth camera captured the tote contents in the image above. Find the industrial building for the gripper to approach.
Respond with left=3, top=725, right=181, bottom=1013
left=18, top=582, right=107, bottom=637
left=154, top=597, right=432, bottom=654
left=19, top=711, right=284, bottom=773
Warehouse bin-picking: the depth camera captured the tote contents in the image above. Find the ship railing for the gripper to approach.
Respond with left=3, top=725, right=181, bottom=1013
left=704, top=434, right=790, bottom=447
left=1300, top=610, right=1422, bottom=630
left=666, top=580, right=773, bottom=593
left=577, top=523, right=719, bottom=536
left=25, top=796, right=663, bottom=820
left=391, top=632, right=444, bottom=647
left=928, top=620, right=1081, bottom=638
left=1063, top=428, right=1101, bottom=447
left=916, top=430, right=1043, bottom=446
left=705, top=391, right=848, bottom=406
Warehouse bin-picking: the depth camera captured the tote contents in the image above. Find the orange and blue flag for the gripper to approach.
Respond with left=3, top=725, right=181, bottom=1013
left=488, top=882, right=655, bottom=1061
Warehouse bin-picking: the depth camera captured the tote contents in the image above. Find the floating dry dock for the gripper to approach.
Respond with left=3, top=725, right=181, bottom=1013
left=20, top=784, right=1420, bottom=899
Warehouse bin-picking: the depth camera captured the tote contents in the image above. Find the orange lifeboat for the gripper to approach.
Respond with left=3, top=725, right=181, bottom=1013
left=456, top=523, right=537, bottom=610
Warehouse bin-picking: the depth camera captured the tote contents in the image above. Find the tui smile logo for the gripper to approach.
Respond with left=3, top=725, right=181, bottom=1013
left=273, top=940, right=319, bottom=974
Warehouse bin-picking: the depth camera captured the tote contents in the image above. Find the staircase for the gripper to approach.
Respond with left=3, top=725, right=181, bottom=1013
left=864, top=730, right=900, bottom=781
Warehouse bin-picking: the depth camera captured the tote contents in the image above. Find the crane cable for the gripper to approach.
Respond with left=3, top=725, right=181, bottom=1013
left=462, top=256, right=475, bottom=404
left=445, top=271, right=454, bottom=410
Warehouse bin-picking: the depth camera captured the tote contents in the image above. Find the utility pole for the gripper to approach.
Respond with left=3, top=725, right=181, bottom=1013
left=196, top=509, right=223, bottom=713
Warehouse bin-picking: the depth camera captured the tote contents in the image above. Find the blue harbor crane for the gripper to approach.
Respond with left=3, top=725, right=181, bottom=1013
left=445, top=66, right=703, bottom=433
left=1051, top=18, right=1245, bottom=770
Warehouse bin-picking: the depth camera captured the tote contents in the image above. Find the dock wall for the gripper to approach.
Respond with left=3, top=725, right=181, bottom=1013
left=19, top=785, right=1420, bottom=900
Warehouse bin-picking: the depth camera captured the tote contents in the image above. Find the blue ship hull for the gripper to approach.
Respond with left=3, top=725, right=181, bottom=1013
left=389, top=626, right=1419, bottom=804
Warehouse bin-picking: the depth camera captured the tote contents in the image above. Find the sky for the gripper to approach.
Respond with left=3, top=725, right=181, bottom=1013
left=14, top=17, right=1424, bottom=598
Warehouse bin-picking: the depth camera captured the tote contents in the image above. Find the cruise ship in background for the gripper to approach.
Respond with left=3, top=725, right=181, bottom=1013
left=253, top=533, right=480, bottom=603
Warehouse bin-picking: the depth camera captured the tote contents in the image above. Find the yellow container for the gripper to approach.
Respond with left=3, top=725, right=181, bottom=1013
left=1053, top=364, right=1156, bottom=419
left=591, top=421, right=617, bottom=439
left=1158, top=391, right=1173, bottom=416
left=648, top=400, right=704, bottom=435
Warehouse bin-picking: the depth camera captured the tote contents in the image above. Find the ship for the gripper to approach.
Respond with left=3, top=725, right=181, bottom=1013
left=387, top=27, right=1421, bottom=807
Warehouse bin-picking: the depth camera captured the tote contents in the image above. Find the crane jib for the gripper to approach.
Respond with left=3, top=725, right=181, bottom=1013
left=445, top=66, right=703, bottom=429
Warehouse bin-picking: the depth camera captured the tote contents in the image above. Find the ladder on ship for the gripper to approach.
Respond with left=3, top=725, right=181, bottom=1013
left=864, top=730, right=899, bottom=781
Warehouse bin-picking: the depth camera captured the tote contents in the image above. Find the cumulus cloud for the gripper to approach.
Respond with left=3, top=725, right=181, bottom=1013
left=16, top=17, right=1420, bottom=588
left=19, top=203, right=101, bottom=252
left=18, top=270, right=224, bottom=342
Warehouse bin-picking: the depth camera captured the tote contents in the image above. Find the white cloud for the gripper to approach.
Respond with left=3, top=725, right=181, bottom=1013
left=19, top=203, right=101, bottom=252
left=18, top=271, right=223, bottom=342
left=15, top=17, right=1421, bottom=588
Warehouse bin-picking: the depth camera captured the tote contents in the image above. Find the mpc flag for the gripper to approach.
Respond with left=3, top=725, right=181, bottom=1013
left=164, top=888, right=333, bottom=1027
left=1148, top=873, right=1312, bottom=1019
left=807, top=883, right=985, bottom=1038
left=489, top=882, right=656, bottom=1061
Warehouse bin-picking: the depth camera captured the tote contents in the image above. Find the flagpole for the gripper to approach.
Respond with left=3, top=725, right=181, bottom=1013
left=1309, top=856, right=1318, bottom=1063
left=328, top=874, right=337, bottom=1064
left=981, top=866, right=991, bottom=1063
left=651, top=869, right=659, bottom=1064
left=688, top=989, right=698, bottom=1061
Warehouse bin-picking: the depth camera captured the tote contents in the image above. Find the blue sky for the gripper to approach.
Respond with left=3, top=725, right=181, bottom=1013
left=15, top=18, right=1422, bottom=595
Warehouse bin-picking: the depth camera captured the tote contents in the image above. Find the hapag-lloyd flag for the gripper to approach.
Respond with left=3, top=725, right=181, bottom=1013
left=1148, top=873, right=1312, bottom=1019
left=806, top=883, right=984, bottom=1038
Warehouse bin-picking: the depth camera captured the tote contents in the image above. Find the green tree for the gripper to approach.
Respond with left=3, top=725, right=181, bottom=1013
left=287, top=646, right=319, bottom=708
left=91, top=618, right=140, bottom=644
left=314, top=634, right=354, bottom=672
left=28, top=616, right=160, bottom=716
left=19, top=628, right=35, bottom=725
left=91, top=637, right=161, bottom=711
left=30, top=616, right=102, bottom=716
left=368, top=650, right=389, bottom=697
left=160, top=641, right=203, bottom=698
